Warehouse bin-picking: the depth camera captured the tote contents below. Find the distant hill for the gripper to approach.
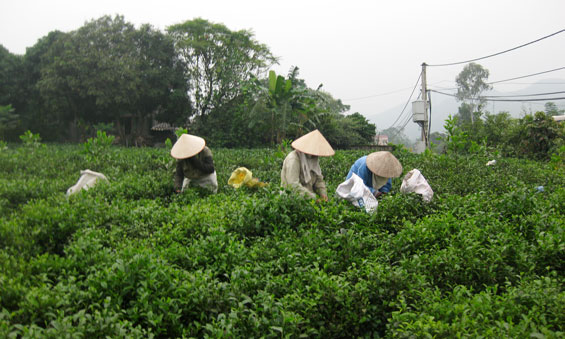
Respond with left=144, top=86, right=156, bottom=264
left=365, top=79, right=565, bottom=140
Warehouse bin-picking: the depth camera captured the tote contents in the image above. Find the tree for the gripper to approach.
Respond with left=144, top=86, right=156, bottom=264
left=379, top=127, right=413, bottom=147
left=545, top=102, right=564, bottom=117
left=0, top=45, right=22, bottom=108
left=167, top=18, right=278, bottom=121
left=16, top=31, right=67, bottom=140
left=0, top=105, right=19, bottom=140
left=455, top=62, right=492, bottom=124
left=507, top=111, right=563, bottom=160
left=38, top=15, right=189, bottom=143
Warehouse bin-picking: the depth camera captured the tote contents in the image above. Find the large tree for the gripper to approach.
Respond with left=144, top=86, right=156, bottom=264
left=167, top=18, right=278, bottom=122
left=544, top=102, right=564, bottom=117
left=455, top=62, right=492, bottom=124
left=37, top=15, right=189, bottom=143
left=0, top=45, right=22, bottom=108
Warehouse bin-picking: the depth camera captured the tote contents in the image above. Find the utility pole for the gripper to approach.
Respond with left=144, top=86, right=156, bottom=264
left=421, top=62, right=429, bottom=148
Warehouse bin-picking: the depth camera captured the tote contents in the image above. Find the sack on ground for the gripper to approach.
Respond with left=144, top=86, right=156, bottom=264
left=335, top=173, right=378, bottom=213
left=66, top=169, right=108, bottom=196
left=228, top=167, right=267, bottom=189
left=400, top=169, right=433, bottom=202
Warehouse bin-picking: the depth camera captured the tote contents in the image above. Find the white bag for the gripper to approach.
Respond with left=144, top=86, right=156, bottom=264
left=66, top=169, right=108, bottom=196
left=335, top=173, right=378, bottom=213
left=400, top=169, right=433, bottom=202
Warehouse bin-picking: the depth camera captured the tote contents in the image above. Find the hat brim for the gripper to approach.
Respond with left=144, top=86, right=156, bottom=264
left=170, top=134, right=206, bottom=159
left=366, top=151, right=403, bottom=177
left=291, top=129, right=335, bottom=156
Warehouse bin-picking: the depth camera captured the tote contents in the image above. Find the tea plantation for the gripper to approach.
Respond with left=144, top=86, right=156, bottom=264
left=1, top=145, right=563, bottom=337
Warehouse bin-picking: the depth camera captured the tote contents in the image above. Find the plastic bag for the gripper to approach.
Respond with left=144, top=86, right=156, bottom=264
left=335, top=173, right=378, bottom=213
left=400, top=169, right=433, bottom=202
left=228, top=167, right=267, bottom=189
left=66, top=169, right=108, bottom=196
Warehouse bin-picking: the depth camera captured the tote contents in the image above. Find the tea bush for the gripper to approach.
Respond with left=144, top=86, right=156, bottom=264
left=0, top=144, right=563, bottom=337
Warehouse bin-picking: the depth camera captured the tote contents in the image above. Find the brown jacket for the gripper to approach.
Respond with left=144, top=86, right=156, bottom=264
left=174, top=146, right=215, bottom=190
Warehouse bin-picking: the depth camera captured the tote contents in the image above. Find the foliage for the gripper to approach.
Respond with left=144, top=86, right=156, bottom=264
left=82, top=130, right=116, bottom=164
left=36, top=15, right=189, bottom=143
left=379, top=127, right=414, bottom=148
left=443, top=115, right=470, bottom=154
left=506, top=111, right=563, bottom=160
left=0, top=105, right=19, bottom=140
left=545, top=101, right=564, bottom=117
left=18, top=130, right=42, bottom=147
left=0, top=144, right=563, bottom=337
left=167, top=18, right=277, bottom=120
left=455, top=62, right=492, bottom=124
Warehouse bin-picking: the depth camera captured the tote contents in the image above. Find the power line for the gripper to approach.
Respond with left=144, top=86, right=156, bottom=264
left=486, top=97, right=565, bottom=102
left=343, top=85, right=418, bottom=101
left=488, top=66, right=565, bottom=84
left=430, top=89, right=565, bottom=102
left=388, top=72, right=421, bottom=129
left=427, top=29, right=565, bottom=67
left=483, top=91, right=565, bottom=98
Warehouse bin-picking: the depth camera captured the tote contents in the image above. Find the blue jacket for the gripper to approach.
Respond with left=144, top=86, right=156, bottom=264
left=346, top=156, right=392, bottom=194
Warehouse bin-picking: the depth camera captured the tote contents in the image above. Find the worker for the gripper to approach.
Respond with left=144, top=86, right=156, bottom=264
left=281, top=129, right=335, bottom=201
left=171, top=133, right=218, bottom=193
left=346, top=151, right=402, bottom=198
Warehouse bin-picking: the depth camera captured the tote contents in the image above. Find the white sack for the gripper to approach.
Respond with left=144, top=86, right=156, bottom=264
left=486, top=160, right=496, bottom=166
left=335, top=173, right=378, bottom=213
left=400, top=169, right=433, bottom=202
left=66, top=169, right=108, bottom=196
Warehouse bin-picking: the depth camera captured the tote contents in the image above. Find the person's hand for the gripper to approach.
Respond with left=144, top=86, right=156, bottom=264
left=316, top=194, right=329, bottom=203
left=175, top=189, right=181, bottom=194
left=373, top=191, right=383, bottom=199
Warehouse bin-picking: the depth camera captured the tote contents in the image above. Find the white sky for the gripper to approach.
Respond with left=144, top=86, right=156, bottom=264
left=2, top=0, right=565, bottom=134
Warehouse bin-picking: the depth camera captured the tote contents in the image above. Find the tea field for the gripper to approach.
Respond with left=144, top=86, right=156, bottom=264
left=0, top=145, right=563, bottom=337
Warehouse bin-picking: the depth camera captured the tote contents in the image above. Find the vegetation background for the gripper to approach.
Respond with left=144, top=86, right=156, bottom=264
left=0, top=140, right=564, bottom=337
left=1, top=13, right=565, bottom=338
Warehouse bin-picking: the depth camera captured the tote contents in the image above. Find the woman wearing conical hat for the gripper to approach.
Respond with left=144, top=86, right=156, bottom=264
left=346, top=151, right=402, bottom=198
left=281, top=129, right=335, bottom=201
left=171, top=134, right=218, bottom=193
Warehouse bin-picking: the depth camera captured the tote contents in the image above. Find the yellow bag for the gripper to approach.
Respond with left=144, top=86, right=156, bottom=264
left=228, top=167, right=267, bottom=188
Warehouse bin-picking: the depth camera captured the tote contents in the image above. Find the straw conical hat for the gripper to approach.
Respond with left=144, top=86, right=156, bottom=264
left=366, top=151, right=403, bottom=177
left=291, top=129, right=335, bottom=156
left=170, top=134, right=205, bottom=159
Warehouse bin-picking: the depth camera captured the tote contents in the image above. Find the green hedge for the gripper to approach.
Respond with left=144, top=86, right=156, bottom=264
left=0, top=145, right=563, bottom=337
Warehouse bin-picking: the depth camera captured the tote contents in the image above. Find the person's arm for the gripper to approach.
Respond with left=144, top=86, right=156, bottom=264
left=283, top=156, right=317, bottom=199
left=378, top=179, right=392, bottom=194
left=313, top=174, right=328, bottom=200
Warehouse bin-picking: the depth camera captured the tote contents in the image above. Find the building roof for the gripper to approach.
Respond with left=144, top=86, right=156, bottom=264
left=151, top=122, right=177, bottom=131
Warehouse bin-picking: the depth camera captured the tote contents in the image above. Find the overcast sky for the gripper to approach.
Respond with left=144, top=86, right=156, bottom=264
left=1, top=0, right=564, bottom=134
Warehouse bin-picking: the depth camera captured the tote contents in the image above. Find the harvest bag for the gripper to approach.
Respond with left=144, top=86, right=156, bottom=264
left=336, top=173, right=378, bottom=213
left=400, top=169, right=433, bottom=202
left=66, top=169, right=108, bottom=196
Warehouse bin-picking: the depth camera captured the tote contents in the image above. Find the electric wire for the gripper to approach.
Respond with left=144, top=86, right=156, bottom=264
left=343, top=85, right=419, bottom=101
left=430, top=89, right=565, bottom=102
left=483, top=91, right=565, bottom=98
left=427, top=29, right=565, bottom=67
left=388, top=71, right=422, bottom=130
left=488, top=66, right=565, bottom=84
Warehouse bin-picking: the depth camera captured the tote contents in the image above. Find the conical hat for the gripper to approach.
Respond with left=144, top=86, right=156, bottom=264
left=170, top=134, right=205, bottom=159
left=291, top=129, right=335, bottom=157
left=366, top=151, right=403, bottom=177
